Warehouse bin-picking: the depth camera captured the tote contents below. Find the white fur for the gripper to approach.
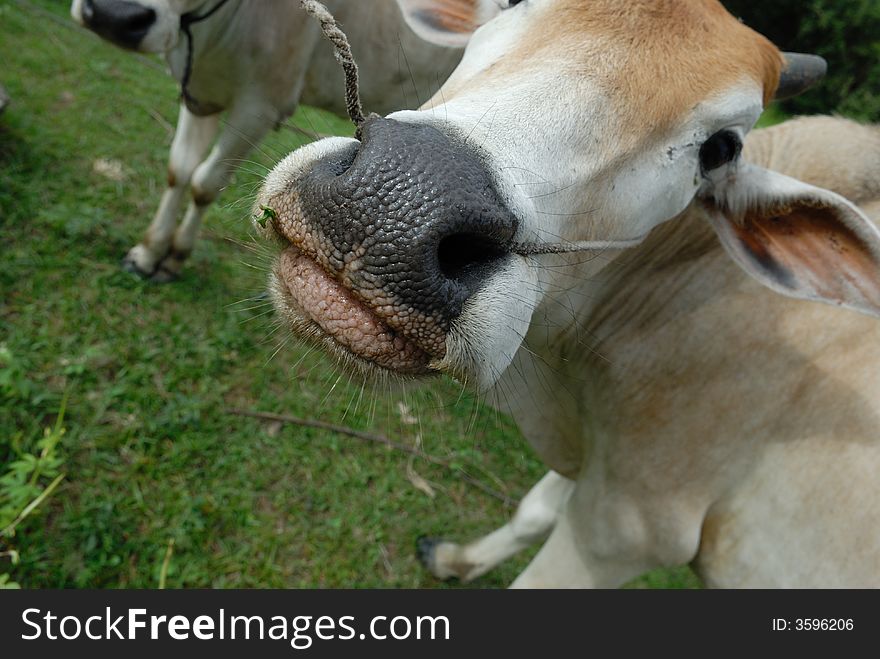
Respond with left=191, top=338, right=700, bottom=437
left=435, top=256, right=538, bottom=391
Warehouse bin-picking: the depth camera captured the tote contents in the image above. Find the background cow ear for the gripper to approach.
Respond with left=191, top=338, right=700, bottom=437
left=703, top=164, right=880, bottom=318
left=395, top=0, right=492, bottom=48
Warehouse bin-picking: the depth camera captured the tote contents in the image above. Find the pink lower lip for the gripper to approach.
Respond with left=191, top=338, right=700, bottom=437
left=277, top=247, right=432, bottom=374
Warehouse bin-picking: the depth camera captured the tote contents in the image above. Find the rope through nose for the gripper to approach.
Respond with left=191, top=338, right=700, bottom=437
left=300, top=0, right=367, bottom=139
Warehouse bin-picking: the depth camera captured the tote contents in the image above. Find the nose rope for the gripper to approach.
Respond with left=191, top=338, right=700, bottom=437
left=300, top=0, right=368, bottom=139
left=179, top=0, right=232, bottom=114
left=511, top=236, right=648, bottom=256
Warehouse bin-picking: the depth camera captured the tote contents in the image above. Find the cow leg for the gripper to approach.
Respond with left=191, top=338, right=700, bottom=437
left=510, top=469, right=702, bottom=588
left=418, top=471, right=574, bottom=582
left=123, top=105, right=219, bottom=278
left=150, top=102, right=275, bottom=282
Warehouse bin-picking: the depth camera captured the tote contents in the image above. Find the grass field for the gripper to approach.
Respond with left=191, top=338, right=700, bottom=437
left=0, top=0, right=700, bottom=588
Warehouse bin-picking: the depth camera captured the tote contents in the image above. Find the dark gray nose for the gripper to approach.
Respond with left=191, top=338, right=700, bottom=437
left=296, top=117, right=518, bottom=331
left=82, top=0, right=156, bottom=50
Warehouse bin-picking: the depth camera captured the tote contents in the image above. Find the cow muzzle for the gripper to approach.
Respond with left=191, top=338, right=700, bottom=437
left=258, top=116, right=519, bottom=378
left=80, top=0, right=157, bottom=50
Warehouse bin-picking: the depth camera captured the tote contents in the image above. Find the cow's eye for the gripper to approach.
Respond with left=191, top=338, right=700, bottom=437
left=699, top=130, right=742, bottom=172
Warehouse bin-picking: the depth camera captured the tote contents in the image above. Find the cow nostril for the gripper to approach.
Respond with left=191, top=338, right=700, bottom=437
left=327, top=142, right=359, bottom=176
left=125, top=7, right=156, bottom=32
left=82, top=0, right=156, bottom=46
left=437, top=233, right=508, bottom=282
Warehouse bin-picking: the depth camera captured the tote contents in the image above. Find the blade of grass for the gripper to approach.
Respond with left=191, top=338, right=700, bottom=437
left=1, top=473, right=66, bottom=538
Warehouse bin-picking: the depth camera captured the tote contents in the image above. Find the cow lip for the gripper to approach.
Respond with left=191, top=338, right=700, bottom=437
left=273, top=246, right=436, bottom=376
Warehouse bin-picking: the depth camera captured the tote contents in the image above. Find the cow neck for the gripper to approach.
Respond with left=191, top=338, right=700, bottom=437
left=178, top=0, right=233, bottom=116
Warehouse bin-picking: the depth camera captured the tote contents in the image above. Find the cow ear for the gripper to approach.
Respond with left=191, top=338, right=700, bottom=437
left=703, top=163, right=880, bottom=318
left=395, top=0, right=494, bottom=48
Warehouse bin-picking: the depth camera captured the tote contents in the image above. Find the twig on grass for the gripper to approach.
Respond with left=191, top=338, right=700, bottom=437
left=227, top=408, right=517, bottom=506
left=158, top=538, right=175, bottom=590
left=1, top=474, right=66, bottom=539
left=146, top=107, right=175, bottom=140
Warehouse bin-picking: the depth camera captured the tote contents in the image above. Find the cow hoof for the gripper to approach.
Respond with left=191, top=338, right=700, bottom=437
left=122, top=244, right=161, bottom=279
left=416, top=535, right=440, bottom=569
left=416, top=536, right=455, bottom=580
left=416, top=536, right=476, bottom=581
left=150, top=250, right=189, bottom=283
left=121, top=254, right=153, bottom=279
left=149, top=266, right=180, bottom=284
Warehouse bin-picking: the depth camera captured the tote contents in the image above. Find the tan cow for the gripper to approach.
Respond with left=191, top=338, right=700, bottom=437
left=70, top=0, right=468, bottom=280
left=256, top=0, right=880, bottom=587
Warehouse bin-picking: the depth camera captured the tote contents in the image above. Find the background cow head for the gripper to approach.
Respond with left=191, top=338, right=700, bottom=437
left=70, top=0, right=219, bottom=52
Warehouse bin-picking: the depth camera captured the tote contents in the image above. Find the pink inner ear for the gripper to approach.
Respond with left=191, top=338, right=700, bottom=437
left=730, top=204, right=880, bottom=311
left=415, top=0, right=478, bottom=34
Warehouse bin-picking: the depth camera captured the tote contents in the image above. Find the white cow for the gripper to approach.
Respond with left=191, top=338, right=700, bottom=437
left=70, top=0, right=467, bottom=281
left=256, top=0, right=880, bottom=587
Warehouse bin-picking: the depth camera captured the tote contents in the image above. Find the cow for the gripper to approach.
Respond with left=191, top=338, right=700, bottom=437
left=254, top=0, right=880, bottom=587
left=69, top=0, right=468, bottom=281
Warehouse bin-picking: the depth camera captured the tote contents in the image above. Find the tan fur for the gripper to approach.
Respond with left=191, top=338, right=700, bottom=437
left=745, top=116, right=880, bottom=204
left=443, top=0, right=782, bottom=134
left=540, top=117, right=880, bottom=586
left=429, top=115, right=880, bottom=587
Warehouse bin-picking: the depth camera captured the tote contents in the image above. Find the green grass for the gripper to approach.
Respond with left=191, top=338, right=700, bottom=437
left=0, top=0, right=699, bottom=589
left=756, top=102, right=789, bottom=129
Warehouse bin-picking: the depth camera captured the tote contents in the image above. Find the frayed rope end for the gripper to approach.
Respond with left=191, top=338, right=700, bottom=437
left=300, top=0, right=368, bottom=139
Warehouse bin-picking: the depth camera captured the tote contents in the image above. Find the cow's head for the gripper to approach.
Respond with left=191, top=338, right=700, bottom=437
left=70, top=0, right=209, bottom=52
left=257, top=0, right=880, bottom=390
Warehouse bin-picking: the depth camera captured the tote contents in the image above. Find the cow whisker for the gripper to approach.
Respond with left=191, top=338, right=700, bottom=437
left=397, top=36, right=423, bottom=110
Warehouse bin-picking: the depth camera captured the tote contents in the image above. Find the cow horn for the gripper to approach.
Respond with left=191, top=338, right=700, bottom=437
left=774, top=52, right=828, bottom=100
